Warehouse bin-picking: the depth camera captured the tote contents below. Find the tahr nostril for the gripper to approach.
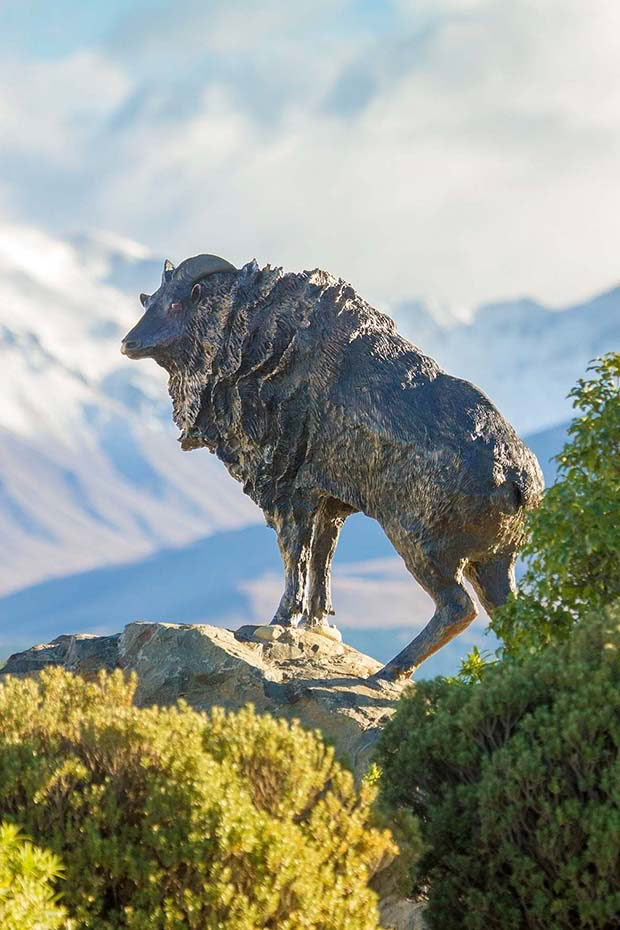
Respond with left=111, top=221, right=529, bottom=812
left=121, top=339, right=141, bottom=356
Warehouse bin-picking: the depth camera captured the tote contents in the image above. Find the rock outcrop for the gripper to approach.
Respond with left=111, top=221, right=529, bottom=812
left=1, top=620, right=425, bottom=929
left=1, top=620, right=407, bottom=777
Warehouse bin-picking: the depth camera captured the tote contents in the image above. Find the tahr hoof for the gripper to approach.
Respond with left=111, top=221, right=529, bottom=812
left=270, top=615, right=295, bottom=628
left=299, top=619, right=342, bottom=642
left=270, top=606, right=306, bottom=627
left=370, top=663, right=415, bottom=683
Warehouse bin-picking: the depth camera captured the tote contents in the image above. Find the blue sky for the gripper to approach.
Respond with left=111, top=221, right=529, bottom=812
left=1, top=0, right=619, bottom=310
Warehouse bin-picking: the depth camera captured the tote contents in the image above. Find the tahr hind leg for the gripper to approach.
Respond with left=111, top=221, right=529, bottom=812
left=373, top=536, right=477, bottom=681
left=464, top=552, right=517, bottom=615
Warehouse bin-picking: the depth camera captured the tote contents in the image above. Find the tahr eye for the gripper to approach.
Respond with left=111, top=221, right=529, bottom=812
left=170, top=301, right=183, bottom=313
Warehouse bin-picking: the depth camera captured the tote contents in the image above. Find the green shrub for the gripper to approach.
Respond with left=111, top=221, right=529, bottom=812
left=376, top=602, right=620, bottom=930
left=0, top=667, right=397, bottom=930
left=492, top=353, right=620, bottom=657
left=0, top=821, right=67, bottom=930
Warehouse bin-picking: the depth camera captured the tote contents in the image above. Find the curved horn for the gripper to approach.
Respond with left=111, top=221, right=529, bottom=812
left=162, top=259, right=175, bottom=285
left=172, top=254, right=237, bottom=285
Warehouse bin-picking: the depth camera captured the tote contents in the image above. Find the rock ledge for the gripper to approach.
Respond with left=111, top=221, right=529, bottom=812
left=1, top=621, right=407, bottom=777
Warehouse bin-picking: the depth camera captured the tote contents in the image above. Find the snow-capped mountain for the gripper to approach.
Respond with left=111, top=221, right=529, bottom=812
left=394, top=289, right=619, bottom=434
left=0, top=225, right=259, bottom=594
left=0, top=222, right=617, bottom=605
left=0, top=224, right=165, bottom=440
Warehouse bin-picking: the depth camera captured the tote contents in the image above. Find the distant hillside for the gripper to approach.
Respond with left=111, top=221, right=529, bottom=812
left=523, top=420, right=570, bottom=485
left=395, top=289, right=619, bottom=435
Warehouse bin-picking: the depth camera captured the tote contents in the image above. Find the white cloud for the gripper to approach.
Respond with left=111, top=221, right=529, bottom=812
left=0, top=51, right=130, bottom=163
left=1, top=1, right=619, bottom=308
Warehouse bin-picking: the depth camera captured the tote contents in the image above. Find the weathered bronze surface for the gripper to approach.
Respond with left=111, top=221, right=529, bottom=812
left=122, top=256, right=544, bottom=679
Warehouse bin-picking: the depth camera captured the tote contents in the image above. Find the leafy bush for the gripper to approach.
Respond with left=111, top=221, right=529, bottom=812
left=0, top=667, right=397, bottom=930
left=376, top=602, right=620, bottom=930
left=492, top=353, right=620, bottom=657
left=0, top=821, right=67, bottom=930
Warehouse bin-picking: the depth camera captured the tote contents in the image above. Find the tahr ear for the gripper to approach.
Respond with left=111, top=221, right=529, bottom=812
left=139, top=293, right=149, bottom=307
left=191, top=282, right=204, bottom=304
